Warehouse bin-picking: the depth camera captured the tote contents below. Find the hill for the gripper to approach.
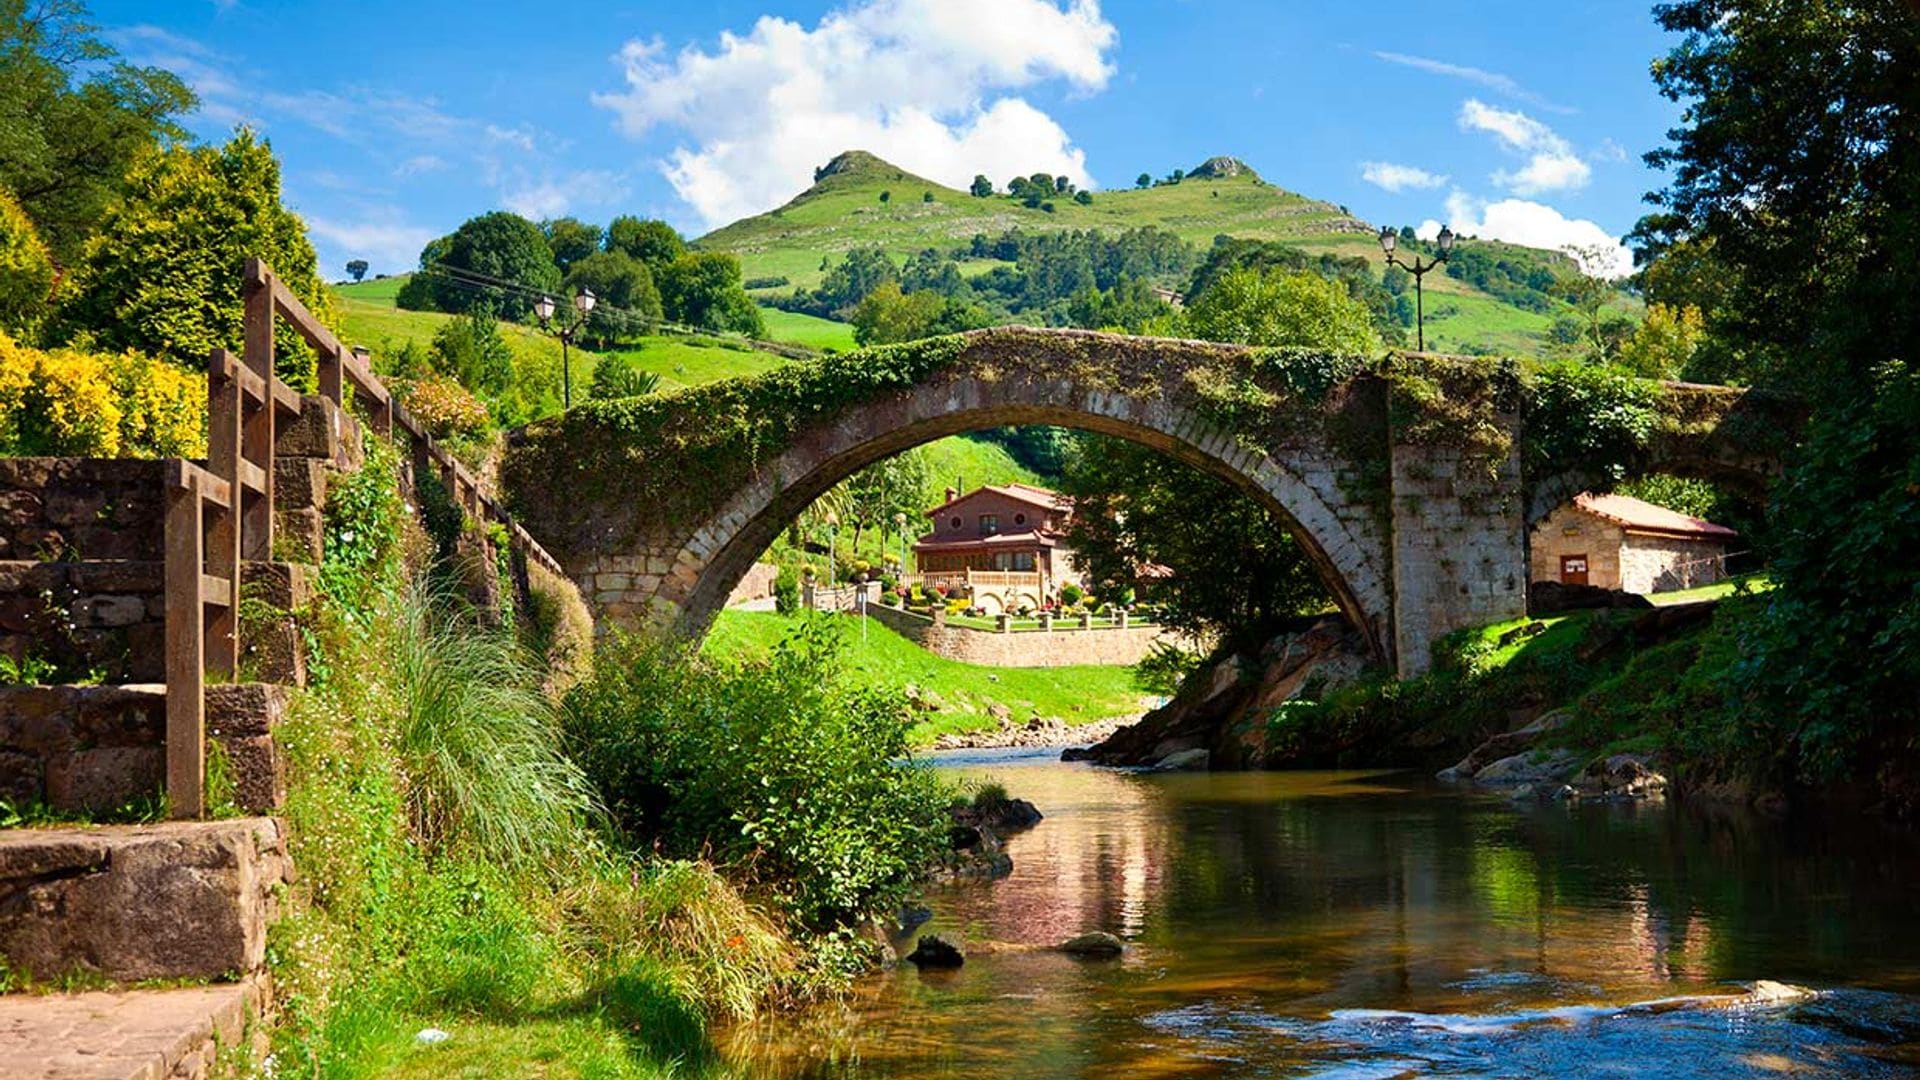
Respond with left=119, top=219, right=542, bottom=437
left=697, top=150, right=1613, bottom=355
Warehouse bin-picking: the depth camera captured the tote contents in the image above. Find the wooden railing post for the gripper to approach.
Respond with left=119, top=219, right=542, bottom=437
left=165, top=466, right=207, bottom=820
left=205, top=350, right=243, bottom=677
left=241, top=259, right=277, bottom=560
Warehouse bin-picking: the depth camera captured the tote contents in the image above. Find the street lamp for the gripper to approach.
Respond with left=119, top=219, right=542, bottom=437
left=533, top=288, right=596, bottom=409
left=1379, top=225, right=1455, bottom=352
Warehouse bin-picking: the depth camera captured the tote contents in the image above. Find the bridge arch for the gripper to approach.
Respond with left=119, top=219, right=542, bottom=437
left=669, top=378, right=1393, bottom=657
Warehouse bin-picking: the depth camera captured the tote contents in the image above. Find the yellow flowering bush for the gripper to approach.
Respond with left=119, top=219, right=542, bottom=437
left=0, top=188, right=59, bottom=337
left=0, top=331, right=204, bottom=457
left=396, top=375, right=490, bottom=439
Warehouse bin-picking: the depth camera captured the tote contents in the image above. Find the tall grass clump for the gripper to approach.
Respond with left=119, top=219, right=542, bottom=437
left=388, top=582, right=599, bottom=868
left=565, top=615, right=953, bottom=929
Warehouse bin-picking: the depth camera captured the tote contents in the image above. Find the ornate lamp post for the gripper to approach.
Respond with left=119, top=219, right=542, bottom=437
left=533, top=288, right=596, bottom=409
left=1379, top=225, right=1455, bottom=352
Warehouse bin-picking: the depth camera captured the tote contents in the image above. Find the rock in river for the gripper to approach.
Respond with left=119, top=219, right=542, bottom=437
left=1057, top=932, right=1125, bottom=958
left=906, top=934, right=965, bottom=969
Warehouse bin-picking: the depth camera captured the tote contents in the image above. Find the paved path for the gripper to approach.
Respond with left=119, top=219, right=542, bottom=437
left=0, top=980, right=263, bottom=1079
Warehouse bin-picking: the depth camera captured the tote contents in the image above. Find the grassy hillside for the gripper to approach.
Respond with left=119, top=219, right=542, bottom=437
left=334, top=276, right=592, bottom=382
left=699, top=151, right=1624, bottom=355
left=705, top=609, right=1145, bottom=744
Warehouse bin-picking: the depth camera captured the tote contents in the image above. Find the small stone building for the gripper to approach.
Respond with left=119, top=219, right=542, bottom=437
left=1530, top=492, right=1738, bottom=595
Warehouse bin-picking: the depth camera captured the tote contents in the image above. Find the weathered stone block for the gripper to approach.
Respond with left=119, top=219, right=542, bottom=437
left=241, top=560, right=315, bottom=612
left=206, top=683, right=287, bottom=739
left=44, top=746, right=162, bottom=812
left=215, top=734, right=284, bottom=814
left=274, top=508, right=324, bottom=564
left=0, top=818, right=290, bottom=981
left=273, top=456, right=328, bottom=512
left=78, top=594, right=147, bottom=628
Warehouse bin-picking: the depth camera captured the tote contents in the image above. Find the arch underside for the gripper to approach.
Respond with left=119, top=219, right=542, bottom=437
left=662, top=374, right=1394, bottom=662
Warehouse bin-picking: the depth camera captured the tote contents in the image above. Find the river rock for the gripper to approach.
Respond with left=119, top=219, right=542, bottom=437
left=1582, top=753, right=1667, bottom=797
left=1154, top=748, right=1210, bottom=772
left=906, top=934, right=965, bottom=969
left=1057, top=932, right=1125, bottom=958
left=1472, top=748, right=1580, bottom=787
left=1439, top=710, right=1571, bottom=782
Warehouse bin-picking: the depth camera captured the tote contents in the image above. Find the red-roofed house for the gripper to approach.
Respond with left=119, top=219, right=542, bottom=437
left=1530, top=492, right=1739, bottom=594
left=910, top=483, right=1082, bottom=614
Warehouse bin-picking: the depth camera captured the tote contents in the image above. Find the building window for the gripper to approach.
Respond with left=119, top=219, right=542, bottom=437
left=1014, top=512, right=1027, bottom=526
left=951, top=516, right=962, bottom=530
left=994, top=552, right=1012, bottom=570
left=979, top=514, right=998, bottom=535
left=1014, top=552, right=1035, bottom=571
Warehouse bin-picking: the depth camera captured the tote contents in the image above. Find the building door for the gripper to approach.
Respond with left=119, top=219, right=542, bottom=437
left=1560, top=555, right=1589, bottom=586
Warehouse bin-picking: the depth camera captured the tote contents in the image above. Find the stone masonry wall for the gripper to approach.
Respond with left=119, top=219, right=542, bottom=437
left=863, top=602, right=1172, bottom=668
left=1388, top=436, right=1529, bottom=676
left=1620, top=535, right=1728, bottom=594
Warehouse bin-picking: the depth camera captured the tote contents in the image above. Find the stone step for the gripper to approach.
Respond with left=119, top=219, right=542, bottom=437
left=0, top=818, right=288, bottom=984
left=0, top=977, right=271, bottom=1080
left=0, top=683, right=290, bottom=815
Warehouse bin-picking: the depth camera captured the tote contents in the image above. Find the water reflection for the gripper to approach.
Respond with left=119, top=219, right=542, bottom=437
left=728, top=749, right=1920, bottom=1078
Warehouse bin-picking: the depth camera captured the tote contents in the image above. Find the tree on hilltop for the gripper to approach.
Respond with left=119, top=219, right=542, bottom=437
left=605, top=216, right=685, bottom=272
left=345, top=259, right=368, bottom=282
left=414, top=211, right=558, bottom=320
left=970, top=175, right=994, bottom=197
left=541, top=217, right=603, bottom=273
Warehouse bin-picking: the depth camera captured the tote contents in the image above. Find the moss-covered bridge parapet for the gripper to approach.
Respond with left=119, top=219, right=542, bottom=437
left=501, top=326, right=1791, bottom=676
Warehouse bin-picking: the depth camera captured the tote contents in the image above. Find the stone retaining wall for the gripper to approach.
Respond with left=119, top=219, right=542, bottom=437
left=0, top=683, right=288, bottom=815
left=862, top=603, right=1171, bottom=668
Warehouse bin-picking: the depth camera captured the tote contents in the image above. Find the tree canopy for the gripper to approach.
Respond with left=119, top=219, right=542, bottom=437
left=410, top=211, right=559, bottom=319
left=0, top=0, right=195, bottom=261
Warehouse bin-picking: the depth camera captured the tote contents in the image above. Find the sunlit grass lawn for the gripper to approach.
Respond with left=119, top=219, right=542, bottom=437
left=1646, top=572, right=1773, bottom=606
left=757, top=307, right=858, bottom=351
left=705, top=610, right=1146, bottom=746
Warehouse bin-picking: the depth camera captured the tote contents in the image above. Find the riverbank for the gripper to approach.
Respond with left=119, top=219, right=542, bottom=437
left=927, top=713, right=1138, bottom=751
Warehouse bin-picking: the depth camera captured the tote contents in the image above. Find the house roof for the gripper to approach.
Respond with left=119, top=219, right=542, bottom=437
left=1572, top=492, right=1739, bottom=542
left=912, top=532, right=1061, bottom=553
left=924, top=482, right=1069, bottom=517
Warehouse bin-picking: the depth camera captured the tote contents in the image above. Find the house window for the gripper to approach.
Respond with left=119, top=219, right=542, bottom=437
left=994, top=552, right=1012, bottom=570
left=979, top=514, right=998, bottom=535
left=1014, top=552, right=1034, bottom=571
left=1014, top=512, right=1027, bottom=526
left=950, top=516, right=962, bottom=530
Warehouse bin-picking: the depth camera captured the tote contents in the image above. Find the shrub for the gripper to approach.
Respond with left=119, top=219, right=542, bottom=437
left=564, top=619, right=951, bottom=927
left=1133, top=640, right=1201, bottom=697
left=397, top=375, right=490, bottom=438
left=773, top=564, right=801, bottom=615
left=0, top=332, right=204, bottom=457
left=1060, top=582, right=1084, bottom=607
left=587, top=354, right=661, bottom=402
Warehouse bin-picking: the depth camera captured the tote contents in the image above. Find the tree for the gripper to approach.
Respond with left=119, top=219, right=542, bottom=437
left=0, top=186, right=58, bottom=337
left=1007, top=176, right=1029, bottom=198
left=1554, top=247, right=1628, bottom=363
left=1628, top=0, right=1920, bottom=799
left=1616, top=303, right=1703, bottom=379
left=540, top=217, right=603, bottom=273
left=1136, top=173, right=1151, bottom=189
left=811, top=246, right=898, bottom=315
left=604, top=216, right=684, bottom=271
left=60, top=129, right=338, bottom=385
left=657, top=251, right=762, bottom=335
left=844, top=448, right=930, bottom=556
left=428, top=306, right=514, bottom=399
left=1073, top=190, right=1093, bottom=206
left=921, top=190, right=933, bottom=204
left=563, top=249, right=661, bottom=343
left=420, top=211, right=559, bottom=319
left=0, top=1, right=196, bottom=261
left=345, top=259, right=368, bottom=282
left=1054, top=175, right=1071, bottom=194
left=1186, top=267, right=1383, bottom=353
left=878, top=190, right=891, bottom=204
left=970, top=175, right=994, bottom=198
left=850, top=282, right=944, bottom=346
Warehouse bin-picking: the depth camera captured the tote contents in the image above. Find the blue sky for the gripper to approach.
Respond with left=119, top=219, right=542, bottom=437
left=92, top=1, right=1683, bottom=278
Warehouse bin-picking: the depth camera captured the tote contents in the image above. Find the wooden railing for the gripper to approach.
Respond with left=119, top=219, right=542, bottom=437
left=162, top=258, right=569, bottom=818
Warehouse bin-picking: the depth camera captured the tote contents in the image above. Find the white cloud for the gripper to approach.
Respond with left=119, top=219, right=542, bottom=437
left=1361, top=161, right=1447, bottom=193
left=1372, top=51, right=1573, bottom=114
left=1458, top=99, right=1590, bottom=195
left=1420, top=191, right=1633, bottom=278
left=305, top=215, right=437, bottom=273
left=595, top=0, right=1118, bottom=227
left=502, top=170, right=629, bottom=219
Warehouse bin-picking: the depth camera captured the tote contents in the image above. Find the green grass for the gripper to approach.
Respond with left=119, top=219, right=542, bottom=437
left=332, top=276, right=598, bottom=386
left=703, top=609, right=1145, bottom=745
left=600, top=334, right=790, bottom=391
left=1646, top=573, right=1773, bottom=606
left=757, top=306, right=858, bottom=351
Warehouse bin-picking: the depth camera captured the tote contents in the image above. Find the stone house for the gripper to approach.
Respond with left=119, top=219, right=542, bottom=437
left=910, top=483, right=1082, bottom=613
left=1530, top=492, right=1738, bottom=595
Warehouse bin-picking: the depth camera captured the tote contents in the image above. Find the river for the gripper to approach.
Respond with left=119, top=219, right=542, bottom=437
left=726, top=747, right=1920, bottom=1078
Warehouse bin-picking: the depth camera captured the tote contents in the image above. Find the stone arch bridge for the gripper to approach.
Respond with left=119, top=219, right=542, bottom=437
left=502, top=327, right=1793, bottom=676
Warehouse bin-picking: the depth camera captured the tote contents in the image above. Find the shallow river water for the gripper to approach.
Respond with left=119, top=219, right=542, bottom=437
left=727, top=748, right=1920, bottom=1078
